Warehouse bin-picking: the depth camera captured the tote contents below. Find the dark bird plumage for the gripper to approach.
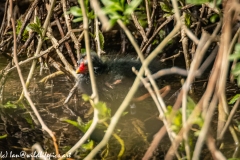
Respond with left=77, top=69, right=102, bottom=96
left=76, top=53, right=165, bottom=142
left=76, top=53, right=164, bottom=106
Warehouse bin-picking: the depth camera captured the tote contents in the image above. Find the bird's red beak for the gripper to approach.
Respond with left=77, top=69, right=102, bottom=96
left=76, top=61, right=88, bottom=74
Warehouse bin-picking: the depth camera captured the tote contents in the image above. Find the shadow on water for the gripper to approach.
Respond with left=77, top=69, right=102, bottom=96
left=1, top=55, right=240, bottom=159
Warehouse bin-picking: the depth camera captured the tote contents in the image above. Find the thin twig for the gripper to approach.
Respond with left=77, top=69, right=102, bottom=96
left=61, top=0, right=101, bottom=158
left=9, top=0, right=59, bottom=155
left=165, top=20, right=222, bottom=160
left=127, top=0, right=148, bottom=42
left=218, top=98, right=240, bottom=142
left=16, top=0, right=40, bottom=43
left=142, top=126, right=167, bottom=160
left=46, top=30, right=76, bottom=77
left=62, top=0, right=81, bottom=60
left=54, top=13, right=77, bottom=68
left=85, top=17, right=181, bottom=159
left=18, top=0, right=56, bottom=101
left=5, top=33, right=70, bottom=74
left=90, top=0, right=111, bottom=31
left=0, top=0, right=9, bottom=36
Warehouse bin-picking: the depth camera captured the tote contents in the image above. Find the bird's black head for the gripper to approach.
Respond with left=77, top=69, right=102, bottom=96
left=76, top=53, right=106, bottom=74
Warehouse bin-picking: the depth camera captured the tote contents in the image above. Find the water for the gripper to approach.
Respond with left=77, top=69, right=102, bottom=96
left=1, top=54, right=240, bottom=159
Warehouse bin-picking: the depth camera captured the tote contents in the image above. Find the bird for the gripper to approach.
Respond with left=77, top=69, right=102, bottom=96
left=76, top=53, right=164, bottom=109
left=75, top=53, right=166, bottom=143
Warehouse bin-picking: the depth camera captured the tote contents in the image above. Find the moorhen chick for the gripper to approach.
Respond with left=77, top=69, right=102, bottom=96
left=76, top=53, right=164, bottom=108
left=76, top=53, right=166, bottom=143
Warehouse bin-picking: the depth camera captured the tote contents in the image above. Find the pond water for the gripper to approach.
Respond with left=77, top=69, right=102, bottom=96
left=0, top=54, right=240, bottom=159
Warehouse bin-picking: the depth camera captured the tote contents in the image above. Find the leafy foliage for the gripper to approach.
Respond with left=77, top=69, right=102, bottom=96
left=94, top=101, right=111, bottom=120
left=166, top=105, right=182, bottom=132
left=99, top=31, right=105, bottom=50
left=210, top=14, right=219, bottom=23
left=101, top=0, right=142, bottom=26
left=160, top=1, right=174, bottom=18
left=186, top=0, right=222, bottom=5
left=61, top=117, right=92, bottom=133
left=27, top=17, right=45, bottom=40
left=82, top=94, right=91, bottom=101
left=165, top=97, right=203, bottom=134
left=81, top=140, right=94, bottom=151
left=60, top=117, right=95, bottom=152
left=68, top=0, right=94, bottom=22
left=228, top=94, right=240, bottom=104
left=2, top=101, right=18, bottom=109
left=229, top=43, right=240, bottom=86
left=22, top=113, right=34, bottom=129
left=185, top=14, right=191, bottom=27
left=16, top=20, right=29, bottom=41
left=82, top=94, right=111, bottom=120
left=0, top=134, right=7, bottom=139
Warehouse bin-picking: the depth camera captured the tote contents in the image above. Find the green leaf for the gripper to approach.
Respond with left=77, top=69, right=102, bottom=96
left=61, top=118, right=92, bottom=133
left=27, top=23, right=41, bottom=34
left=84, top=0, right=89, bottom=8
left=163, top=13, right=172, bottom=18
left=69, top=6, right=82, bottom=17
left=103, top=6, right=123, bottom=15
left=101, top=0, right=141, bottom=25
left=160, top=2, right=172, bottom=13
left=229, top=53, right=240, bottom=61
left=81, top=48, right=86, bottom=53
left=194, top=130, right=200, bottom=136
left=89, top=32, right=94, bottom=38
left=192, top=116, right=204, bottom=127
left=236, top=43, right=240, bottom=53
left=158, top=30, right=166, bottom=40
left=122, top=111, right=128, bottom=116
left=124, top=0, right=142, bottom=15
left=103, top=1, right=123, bottom=13
left=16, top=19, right=22, bottom=34
left=165, top=105, right=182, bottom=133
left=152, top=39, right=159, bottom=45
left=81, top=140, right=94, bottom=151
left=228, top=94, right=240, bottom=104
left=61, top=118, right=79, bottom=128
left=231, top=63, right=240, bottom=75
left=210, top=14, right=219, bottom=23
left=22, top=113, right=34, bottom=128
left=101, top=0, right=115, bottom=6
left=128, top=0, right=142, bottom=9
left=185, top=14, right=191, bottom=27
left=120, top=0, right=125, bottom=8
left=0, top=134, right=7, bottom=139
left=82, top=94, right=90, bottom=101
left=187, top=96, right=196, bottom=110
left=35, top=16, right=41, bottom=27
left=94, top=102, right=111, bottom=119
left=73, top=17, right=83, bottom=23
left=109, top=19, right=117, bottom=27
left=99, top=31, right=105, bottom=50
left=3, top=101, right=18, bottom=109
left=16, top=19, right=29, bottom=41
left=186, top=0, right=210, bottom=4
left=27, top=20, right=43, bottom=39
left=87, top=11, right=95, bottom=20
left=138, top=19, right=147, bottom=27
